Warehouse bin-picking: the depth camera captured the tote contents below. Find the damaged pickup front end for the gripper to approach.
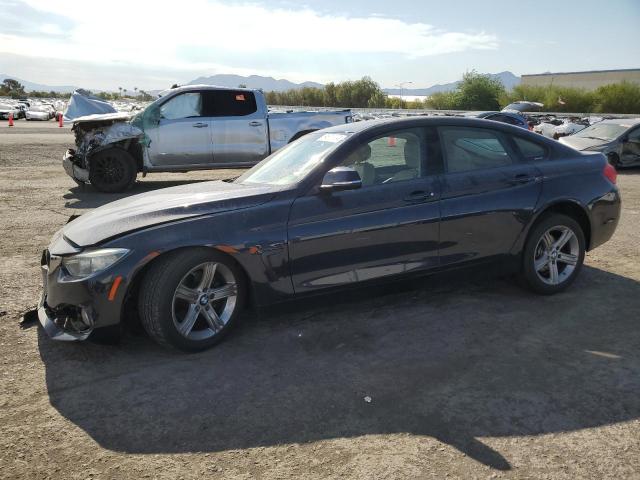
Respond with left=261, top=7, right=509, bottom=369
left=63, top=112, right=147, bottom=188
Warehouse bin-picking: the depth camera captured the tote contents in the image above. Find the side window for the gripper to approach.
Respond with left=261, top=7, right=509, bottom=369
left=339, top=129, right=423, bottom=186
left=439, top=127, right=513, bottom=173
left=513, top=136, right=547, bottom=161
left=160, top=92, right=202, bottom=119
left=627, top=127, right=640, bottom=142
left=210, top=90, right=258, bottom=116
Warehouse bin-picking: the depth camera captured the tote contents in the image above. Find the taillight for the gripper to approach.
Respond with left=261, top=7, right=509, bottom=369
left=603, top=162, right=617, bottom=184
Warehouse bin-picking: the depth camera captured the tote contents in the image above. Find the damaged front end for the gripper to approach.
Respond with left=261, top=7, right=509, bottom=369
left=63, top=113, right=146, bottom=184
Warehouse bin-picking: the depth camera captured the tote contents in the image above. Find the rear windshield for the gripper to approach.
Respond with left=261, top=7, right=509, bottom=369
left=573, top=123, right=628, bottom=141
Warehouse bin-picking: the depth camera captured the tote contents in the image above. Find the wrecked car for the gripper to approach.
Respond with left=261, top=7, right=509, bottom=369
left=63, top=85, right=353, bottom=192
left=38, top=117, right=620, bottom=351
left=560, top=118, right=640, bottom=167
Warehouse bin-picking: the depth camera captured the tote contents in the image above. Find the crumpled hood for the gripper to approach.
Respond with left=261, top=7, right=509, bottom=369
left=63, top=181, right=279, bottom=247
left=559, top=135, right=609, bottom=151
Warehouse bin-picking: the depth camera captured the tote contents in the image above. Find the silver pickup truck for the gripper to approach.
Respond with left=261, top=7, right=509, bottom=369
left=63, top=85, right=353, bottom=192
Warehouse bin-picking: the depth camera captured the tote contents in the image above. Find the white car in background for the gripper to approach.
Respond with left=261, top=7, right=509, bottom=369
left=25, top=105, right=52, bottom=121
left=0, top=103, right=20, bottom=120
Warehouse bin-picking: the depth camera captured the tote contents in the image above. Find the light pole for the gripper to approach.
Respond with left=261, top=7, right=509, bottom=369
left=395, top=81, right=413, bottom=108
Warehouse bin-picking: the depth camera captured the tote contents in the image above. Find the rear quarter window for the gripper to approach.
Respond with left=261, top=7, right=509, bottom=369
left=439, top=126, right=514, bottom=173
left=208, top=90, right=258, bottom=117
left=513, top=136, right=548, bottom=161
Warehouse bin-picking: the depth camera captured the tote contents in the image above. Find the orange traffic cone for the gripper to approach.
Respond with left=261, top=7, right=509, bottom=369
left=58, top=113, right=64, bottom=127
left=8, top=113, right=14, bottom=127
left=388, top=136, right=396, bottom=147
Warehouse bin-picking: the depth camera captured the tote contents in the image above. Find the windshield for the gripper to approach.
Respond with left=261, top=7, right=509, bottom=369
left=236, top=132, right=351, bottom=186
left=573, top=123, right=628, bottom=141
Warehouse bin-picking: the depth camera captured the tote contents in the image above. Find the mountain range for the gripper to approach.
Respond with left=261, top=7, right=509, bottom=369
left=188, top=74, right=324, bottom=92
left=382, top=71, right=521, bottom=96
left=0, top=74, right=80, bottom=93
left=2, top=71, right=520, bottom=95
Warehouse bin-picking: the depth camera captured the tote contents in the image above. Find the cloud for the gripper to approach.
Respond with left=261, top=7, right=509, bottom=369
left=3, top=0, right=498, bottom=70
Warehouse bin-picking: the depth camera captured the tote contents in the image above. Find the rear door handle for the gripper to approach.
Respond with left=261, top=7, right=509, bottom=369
left=192, top=122, right=207, bottom=128
left=509, top=174, right=535, bottom=185
left=403, top=190, right=435, bottom=203
left=249, top=121, right=263, bottom=127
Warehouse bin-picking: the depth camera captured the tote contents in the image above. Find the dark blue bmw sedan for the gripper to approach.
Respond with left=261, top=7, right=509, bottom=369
left=38, top=117, right=621, bottom=351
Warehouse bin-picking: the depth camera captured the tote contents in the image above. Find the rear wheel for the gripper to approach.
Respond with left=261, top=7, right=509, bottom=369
left=89, top=148, right=137, bottom=193
left=138, top=249, right=246, bottom=352
left=520, top=213, right=585, bottom=295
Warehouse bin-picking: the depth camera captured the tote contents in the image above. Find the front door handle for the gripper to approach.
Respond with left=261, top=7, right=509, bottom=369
left=249, top=121, right=263, bottom=127
left=403, top=190, right=435, bottom=203
left=192, top=122, right=208, bottom=128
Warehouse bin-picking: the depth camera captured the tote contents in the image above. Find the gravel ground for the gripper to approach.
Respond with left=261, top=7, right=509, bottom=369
left=1, top=121, right=639, bottom=480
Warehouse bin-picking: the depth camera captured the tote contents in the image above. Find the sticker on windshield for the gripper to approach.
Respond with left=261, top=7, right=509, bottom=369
left=317, top=133, right=348, bottom=143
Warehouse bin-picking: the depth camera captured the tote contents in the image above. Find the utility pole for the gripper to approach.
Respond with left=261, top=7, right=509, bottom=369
left=395, top=81, right=413, bottom=108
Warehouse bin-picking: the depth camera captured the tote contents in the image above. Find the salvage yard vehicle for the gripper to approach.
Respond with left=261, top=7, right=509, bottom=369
left=560, top=118, right=640, bottom=167
left=38, top=117, right=621, bottom=352
left=467, top=111, right=529, bottom=129
left=0, top=103, right=20, bottom=120
left=25, top=105, right=52, bottom=121
left=62, top=85, right=353, bottom=192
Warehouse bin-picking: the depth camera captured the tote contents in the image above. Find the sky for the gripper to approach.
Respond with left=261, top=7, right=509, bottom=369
left=0, top=0, right=639, bottom=91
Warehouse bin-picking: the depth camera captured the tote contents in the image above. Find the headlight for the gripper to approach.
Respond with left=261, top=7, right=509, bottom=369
left=62, top=248, right=129, bottom=278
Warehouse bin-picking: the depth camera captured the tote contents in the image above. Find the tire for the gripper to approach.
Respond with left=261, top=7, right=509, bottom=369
left=519, top=213, right=585, bottom=295
left=89, top=148, right=137, bottom=193
left=138, top=249, right=246, bottom=352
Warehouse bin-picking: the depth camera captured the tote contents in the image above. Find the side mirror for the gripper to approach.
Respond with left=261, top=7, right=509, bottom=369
left=320, top=166, right=362, bottom=192
left=621, top=135, right=629, bottom=143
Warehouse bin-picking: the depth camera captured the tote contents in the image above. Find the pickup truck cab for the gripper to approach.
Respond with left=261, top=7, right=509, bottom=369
left=63, top=85, right=353, bottom=192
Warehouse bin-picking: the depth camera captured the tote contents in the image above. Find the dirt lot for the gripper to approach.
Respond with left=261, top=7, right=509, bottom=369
left=1, top=121, right=639, bottom=479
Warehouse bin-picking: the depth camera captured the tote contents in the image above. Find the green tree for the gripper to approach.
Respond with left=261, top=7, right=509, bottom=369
left=1, top=78, right=26, bottom=98
left=455, top=70, right=505, bottom=110
left=594, top=82, right=640, bottom=114
left=425, top=91, right=459, bottom=110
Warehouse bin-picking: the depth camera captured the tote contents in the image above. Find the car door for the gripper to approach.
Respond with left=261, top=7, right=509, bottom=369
left=146, top=91, right=213, bottom=167
left=620, top=126, right=640, bottom=165
left=437, top=126, right=543, bottom=266
left=210, top=90, right=269, bottom=165
left=288, top=127, right=441, bottom=293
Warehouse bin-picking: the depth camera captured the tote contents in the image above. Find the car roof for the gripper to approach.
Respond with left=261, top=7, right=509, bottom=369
left=321, top=116, right=527, bottom=135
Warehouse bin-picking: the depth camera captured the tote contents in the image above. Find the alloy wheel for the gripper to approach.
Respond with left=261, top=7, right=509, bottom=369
left=533, top=225, right=580, bottom=285
left=171, top=261, right=238, bottom=340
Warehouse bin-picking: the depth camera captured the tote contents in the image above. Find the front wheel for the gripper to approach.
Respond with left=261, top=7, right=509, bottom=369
left=89, top=148, right=137, bottom=193
left=138, top=249, right=246, bottom=352
left=520, top=213, right=585, bottom=295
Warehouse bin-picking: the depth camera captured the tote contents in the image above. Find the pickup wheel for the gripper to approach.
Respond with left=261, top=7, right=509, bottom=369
left=89, top=148, right=137, bottom=193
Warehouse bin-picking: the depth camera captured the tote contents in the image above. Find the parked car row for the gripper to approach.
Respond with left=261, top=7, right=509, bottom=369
left=0, top=98, right=65, bottom=121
